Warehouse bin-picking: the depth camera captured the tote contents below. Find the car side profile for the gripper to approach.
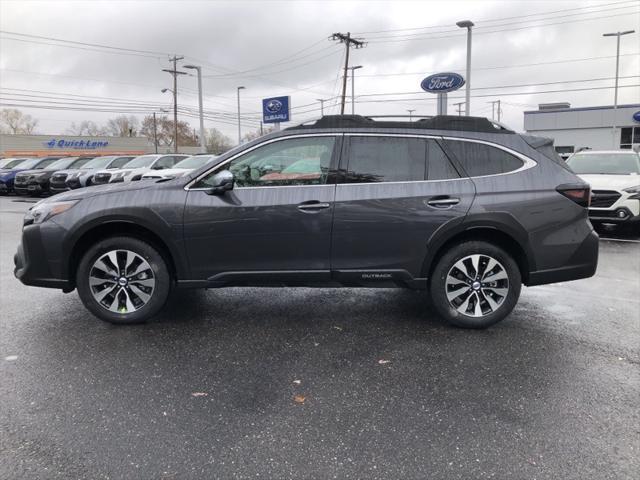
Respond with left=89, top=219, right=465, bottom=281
left=92, top=154, right=188, bottom=184
left=14, top=115, right=599, bottom=328
left=50, top=155, right=136, bottom=193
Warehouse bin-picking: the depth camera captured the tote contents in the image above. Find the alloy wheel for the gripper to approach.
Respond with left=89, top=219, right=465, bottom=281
left=445, top=254, right=509, bottom=317
left=89, top=249, right=155, bottom=313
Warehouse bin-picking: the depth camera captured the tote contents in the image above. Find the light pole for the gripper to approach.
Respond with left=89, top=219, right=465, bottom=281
left=237, top=86, right=245, bottom=144
left=347, top=65, right=363, bottom=115
left=184, top=64, right=206, bottom=153
left=456, top=20, right=474, bottom=116
left=161, top=88, right=180, bottom=152
left=407, top=109, right=416, bottom=122
left=316, top=98, right=325, bottom=116
left=603, top=29, right=635, bottom=148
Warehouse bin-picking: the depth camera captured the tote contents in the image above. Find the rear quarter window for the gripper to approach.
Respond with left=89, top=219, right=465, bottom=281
left=443, top=140, right=523, bottom=177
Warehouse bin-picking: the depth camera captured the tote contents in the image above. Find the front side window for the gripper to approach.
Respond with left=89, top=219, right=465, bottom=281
left=194, top=136, right=336, bottom=188
left=108, top=156, right=134, bottom=169
left=344, top=136, right=425, bottom=183
left=125, top=155, right=160, bottom=169
left=443, top=140, right=524, bottom=177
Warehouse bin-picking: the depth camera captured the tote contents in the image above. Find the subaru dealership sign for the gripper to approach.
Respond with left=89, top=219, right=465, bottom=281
left=420, top=73, right=465, bottom=94
left=633, top=111, right=640, bottom=123
left=262, top=96, right=290, bottom=123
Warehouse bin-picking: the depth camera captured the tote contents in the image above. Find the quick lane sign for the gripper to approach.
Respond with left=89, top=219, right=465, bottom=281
left=262, top=96, right=290, bottom=124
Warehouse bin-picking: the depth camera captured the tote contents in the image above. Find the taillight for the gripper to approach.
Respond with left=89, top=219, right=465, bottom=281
left=556, top=184, right=591, bottom=208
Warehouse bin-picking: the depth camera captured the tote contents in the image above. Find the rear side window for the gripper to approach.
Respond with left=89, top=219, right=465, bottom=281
left=444, top=140, right=523, bottom=177
left=345, top=136, right=425, bottom=183
left=427, top=140, right=459, bottom=180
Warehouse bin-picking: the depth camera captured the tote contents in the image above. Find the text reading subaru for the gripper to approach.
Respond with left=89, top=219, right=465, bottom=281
left=15, top=116, right=598, bottom=328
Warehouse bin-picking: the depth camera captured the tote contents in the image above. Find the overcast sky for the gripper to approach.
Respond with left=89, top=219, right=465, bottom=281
left=1, top=0, right=639, bottom=141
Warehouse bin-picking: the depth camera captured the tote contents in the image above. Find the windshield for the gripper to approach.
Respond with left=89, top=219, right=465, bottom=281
left=173, top=155, right=216, bottom=169
left=567, top=153, right=640, bottom=175
left=45, top=157, right=80, bottom=170
left=2, top=158, right=27, bottom=169
left=82, top=156, right=115, bottom=169
left=108, top=156, right=134, bottom=169
left=124, top=155, right=160, bottom=168
left=13, top=158, right=41, bottom=169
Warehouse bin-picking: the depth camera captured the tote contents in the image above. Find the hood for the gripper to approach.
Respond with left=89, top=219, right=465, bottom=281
left=577, top=174, right=640, bottom=191
left=40, top=178, right=158, bottom=203
left=14, top=169, right=48, bottom=177
left=51, top=168, right=85, bottom=176
left=142, top=167, right=190, bottom=178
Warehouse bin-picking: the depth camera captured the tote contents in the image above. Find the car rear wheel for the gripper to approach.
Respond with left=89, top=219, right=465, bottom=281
left=76, top=237, right=171, bottom=324
left=429, top=241, right=521, bottom=329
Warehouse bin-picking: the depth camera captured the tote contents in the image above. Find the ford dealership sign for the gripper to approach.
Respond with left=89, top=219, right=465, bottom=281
left=262, top=96, right=290, bottom=123
left=421, top=73, right=465, bottom=93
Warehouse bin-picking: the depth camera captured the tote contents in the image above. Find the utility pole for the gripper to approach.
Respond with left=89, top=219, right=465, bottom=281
left=237, top=86, right=245, bottom=144
left=330, top=33, right=366, bottom=115
left=407, top=109, right=416, bottom=122
left=603, top=30, right=635, bottom=148
left=453, top=102, right=465, bottom=116
left=488, top=100, right=501, bottom=121
left=316, top=98, right=325, bottom=116
left=162, top=56, right=186, bottom=153
left=152, top=112, right=158, bottom=153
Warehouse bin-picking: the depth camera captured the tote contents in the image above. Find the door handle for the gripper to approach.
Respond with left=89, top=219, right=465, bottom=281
left=297, top=201, right=331, bottom=212
left=426, top=197, right=460, bottom=208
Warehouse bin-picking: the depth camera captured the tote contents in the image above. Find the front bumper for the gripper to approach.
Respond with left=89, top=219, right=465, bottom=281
left=0, top=182, right=12, bottom=193
left=527, top=228, right=599, bottom=286
left=589, top=195, right=640, bottom=223
left=14, top=221, right=72, bottom=290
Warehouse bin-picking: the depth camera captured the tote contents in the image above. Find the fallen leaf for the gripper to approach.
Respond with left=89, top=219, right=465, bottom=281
left=293, top=379, right=301, bottom=385
left=191, top=392, right=208, bottom=397
left=378, top=359, right=391, bottom=365
left=293, top=395, right=306, bottom=404
left=333, top=326, right=343, bottom=331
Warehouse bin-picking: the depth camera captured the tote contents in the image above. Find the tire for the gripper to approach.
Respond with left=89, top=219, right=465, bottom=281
left=429, top=241, right=521, bottom=329
left=76, top=236, right=171, bottom=324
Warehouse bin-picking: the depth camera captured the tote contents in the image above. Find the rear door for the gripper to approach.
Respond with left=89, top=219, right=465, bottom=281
left=331, top=134, right=475, bottom=282
left=182, top=134, right=340, bottom=283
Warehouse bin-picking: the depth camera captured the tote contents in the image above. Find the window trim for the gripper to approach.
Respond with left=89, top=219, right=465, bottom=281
left=185, top=133, right=340, bottom=191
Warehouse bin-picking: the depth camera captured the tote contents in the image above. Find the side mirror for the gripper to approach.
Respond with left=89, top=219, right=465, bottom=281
left=206, top=170, right=235, bottom=195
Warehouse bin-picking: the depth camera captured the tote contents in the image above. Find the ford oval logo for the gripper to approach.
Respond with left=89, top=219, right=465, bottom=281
left=266, top=99, right=283, bottom=113
left=420, top=72, right=465, bottom=93
left=633, top=111, right=640, bottom=123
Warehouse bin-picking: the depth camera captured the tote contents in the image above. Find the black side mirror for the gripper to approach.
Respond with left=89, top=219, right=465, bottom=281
left=206, top=170, right=235, bottom=195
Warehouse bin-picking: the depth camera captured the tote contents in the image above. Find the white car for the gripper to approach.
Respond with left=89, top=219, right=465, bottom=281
left=141, top=154, right=218, bottom=180
left=92, top=154, right=188, bottom=185
left=566, top=150, right=640, bottom=226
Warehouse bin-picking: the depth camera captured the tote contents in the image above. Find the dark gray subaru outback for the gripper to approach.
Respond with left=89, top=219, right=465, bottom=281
left=15, top=115, right=598, bottom=328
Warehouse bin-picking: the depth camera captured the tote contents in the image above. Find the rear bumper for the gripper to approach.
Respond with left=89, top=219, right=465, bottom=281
left=527, top=228, right=599, bottom=286
left=14, top=222, right=72, bottom=290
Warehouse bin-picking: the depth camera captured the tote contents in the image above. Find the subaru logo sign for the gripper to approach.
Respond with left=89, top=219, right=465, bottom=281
left=420, top=72, right=465, bottom=93
left=633, top=111, right=640, bottom=123
left=262, top=96, right=290, bottom=123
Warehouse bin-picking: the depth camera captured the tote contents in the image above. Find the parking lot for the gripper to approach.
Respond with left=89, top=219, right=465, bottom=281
left=0, top=195, right=638, bottom=479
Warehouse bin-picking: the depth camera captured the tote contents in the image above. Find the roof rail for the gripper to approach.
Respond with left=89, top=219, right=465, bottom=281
left=286, top=114, right=514, bottom=134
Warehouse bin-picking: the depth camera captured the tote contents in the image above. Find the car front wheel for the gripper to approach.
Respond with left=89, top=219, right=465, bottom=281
left=76, top=237, right=171, bottom=324
left=429, top=241, right=521, bottom=329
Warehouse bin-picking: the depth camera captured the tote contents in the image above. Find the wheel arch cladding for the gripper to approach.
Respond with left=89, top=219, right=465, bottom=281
left=423, top=225, right=532, bottom=284
left=68, top=221, right=178, bottom=287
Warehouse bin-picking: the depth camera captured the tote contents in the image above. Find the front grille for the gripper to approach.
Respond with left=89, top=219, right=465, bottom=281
left=93, top=172, right=111, bottom=184
left=50, top=173, right=68, bottom=187
left=591, top=190, right=621, bottom=208
left=14, top=175, right=30, bottom=185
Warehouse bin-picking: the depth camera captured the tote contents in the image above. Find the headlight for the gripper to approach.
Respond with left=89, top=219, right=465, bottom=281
left=68, top=172, right=81, bottom=179
left=623, top=185, right=640, bottom=199
left=0, top=173, right=10, bottom=179
left=24, top=200, right=78, bottom=226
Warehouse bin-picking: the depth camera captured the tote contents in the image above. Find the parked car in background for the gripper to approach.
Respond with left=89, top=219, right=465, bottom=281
left=141, top=154, right=218, bottom=180
left=15, top=157, right=93, bottom=196
left=4, top=157, right=66, bottom=195
left=567, top=150, right=640, bottom=227
left=50, top=155, right=135, bottom=193
left=92, top=154, right=188, bottom=184
left=0, top=157, right=31, bottom=170
left=15, top=115, right=598, bottom=328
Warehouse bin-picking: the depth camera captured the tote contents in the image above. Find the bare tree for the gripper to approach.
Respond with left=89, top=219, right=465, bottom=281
left=140, top=115, right=199, bottom=147
left=206, top=128, right=233, bottom=155
left=66, top=120, right=105, bottom=136
left=105, top=115, right=139, bottom=137
left=0, top=108, right=38, bottom=134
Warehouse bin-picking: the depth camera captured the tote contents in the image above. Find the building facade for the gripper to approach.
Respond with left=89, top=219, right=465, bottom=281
left=0, top=134, right=152, bottom=157
left=524, top=103, right=640, bottom=157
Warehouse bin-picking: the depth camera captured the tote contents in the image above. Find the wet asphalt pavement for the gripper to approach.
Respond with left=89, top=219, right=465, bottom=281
left=0, top=195, right=638, bottom=479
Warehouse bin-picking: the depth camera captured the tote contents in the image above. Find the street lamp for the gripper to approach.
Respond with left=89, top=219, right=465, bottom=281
left=407, top=109, right=416, bottom=122
left=603, top=30, right=635, bottom=148
left=161, top=88, right=180, bottom=152
left=184, top=64, right=206, bottom=153
left=347, top=65, right=363, bottom=115
left=456, top=20, right=474, bottom=116
left=152, top=108, right=169, bottom=154
left=316, top=98, right=325, bottom=116
left=237, top=86, right=245, bottom=144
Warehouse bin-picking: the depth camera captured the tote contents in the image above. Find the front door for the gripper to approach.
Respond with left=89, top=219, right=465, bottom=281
left=183, top=135, right=340, bottom=283
left=331, top=135, right=475, bottom=281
